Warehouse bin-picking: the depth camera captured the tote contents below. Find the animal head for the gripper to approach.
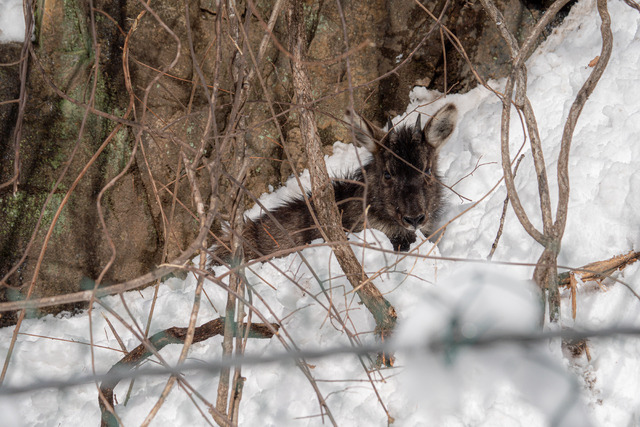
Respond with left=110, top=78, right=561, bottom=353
left=344, top=103, right=458, bottom=233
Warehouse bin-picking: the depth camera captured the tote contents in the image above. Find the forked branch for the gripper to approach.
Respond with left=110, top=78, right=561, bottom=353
left=480, top=0, right=613, bottom=323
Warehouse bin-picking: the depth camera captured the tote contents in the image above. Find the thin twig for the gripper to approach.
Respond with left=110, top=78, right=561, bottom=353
left=487, top=154, right=525, bottom=260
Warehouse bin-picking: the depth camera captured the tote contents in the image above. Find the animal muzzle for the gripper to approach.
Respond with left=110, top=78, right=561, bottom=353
left=401, top=213, right=426, bottom=230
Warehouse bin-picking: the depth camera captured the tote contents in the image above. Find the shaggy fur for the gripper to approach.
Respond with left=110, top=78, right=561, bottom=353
left=212, top=103, right=458, bottom=263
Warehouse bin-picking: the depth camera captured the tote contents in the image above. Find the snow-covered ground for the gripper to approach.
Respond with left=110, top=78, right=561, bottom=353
left=2, top=0, right=640, bottom=425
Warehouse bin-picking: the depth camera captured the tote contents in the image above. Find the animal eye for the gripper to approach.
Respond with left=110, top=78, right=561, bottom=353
left=424, top=167, right=432, bottom=177
left=383, top=171, right=391, bottom=180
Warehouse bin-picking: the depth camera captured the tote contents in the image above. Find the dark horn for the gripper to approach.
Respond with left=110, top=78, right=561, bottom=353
left=414, top=114, right=422, bottom=136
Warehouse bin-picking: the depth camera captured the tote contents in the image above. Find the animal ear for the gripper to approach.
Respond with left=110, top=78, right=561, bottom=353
left=344, top=108, right=386, bottom=153
left=424, top=103, right=458, bottom=151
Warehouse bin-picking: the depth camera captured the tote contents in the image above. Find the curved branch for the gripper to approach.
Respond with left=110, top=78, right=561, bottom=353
left=99, top=318, right=279, bottom=427
left=554, top=0, right=612, bottom=238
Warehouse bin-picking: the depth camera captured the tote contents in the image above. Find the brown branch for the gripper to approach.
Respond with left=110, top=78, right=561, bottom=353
left=487, top=154, right=525, bottom=260
left=479, top=0, right=611, bottom=324
left=542, top=0, right=612, bottom=322
left=99, top=318, right=279, bottom=427
left=623, top=0, right=640, bottom=12
left=0, top=203, right=218, bottom=313
left=558, top=251, right=640, bottom=288
left=287, top=0, right=397, bottom=349
left=246, top=0, right=372, bottom=68
left=482, top=0, right=573, bottom=247
left=215, top=0, right=249, bottom=421
left=553, top=0, right=613, bottom=238
left=211, top=0, right=283, bottom=420
left=558, top=251, right=640, bottom=321
left=1, top=36, right=112, bottom=384
left=0, top=0, right=32, bottom=193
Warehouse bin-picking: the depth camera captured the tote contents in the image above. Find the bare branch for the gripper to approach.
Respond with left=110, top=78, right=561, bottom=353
left=287, top=0, right=397, bottom=345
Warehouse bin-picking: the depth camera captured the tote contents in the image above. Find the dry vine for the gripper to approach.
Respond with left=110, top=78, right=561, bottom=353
left=479, top=0, right=613, bottom=323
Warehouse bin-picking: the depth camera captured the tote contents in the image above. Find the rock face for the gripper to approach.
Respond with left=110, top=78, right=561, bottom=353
left=0, top=0, right=568, bottom=323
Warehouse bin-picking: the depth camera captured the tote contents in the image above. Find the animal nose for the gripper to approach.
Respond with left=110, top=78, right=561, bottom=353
left=403, top=214, right=426, bottom=228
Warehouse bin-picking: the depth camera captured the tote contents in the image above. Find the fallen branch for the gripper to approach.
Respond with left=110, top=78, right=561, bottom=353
left=555, top=250, right=638, bottom=360
left=558, top=251, right=640, bottom=288
left=558, top=251, right=640, bottom=320
left=99, top=318, right=279, bottom=427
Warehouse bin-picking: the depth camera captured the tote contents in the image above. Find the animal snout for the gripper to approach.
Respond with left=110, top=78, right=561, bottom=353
left=402, top=214, right=426, bottom=229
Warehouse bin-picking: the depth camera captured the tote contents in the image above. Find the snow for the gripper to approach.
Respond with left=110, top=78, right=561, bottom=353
left=0, top=0, right=25, bottom=43
left=2, top=0, right=640, bottom=425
